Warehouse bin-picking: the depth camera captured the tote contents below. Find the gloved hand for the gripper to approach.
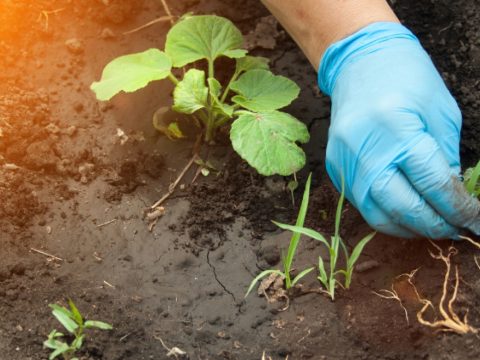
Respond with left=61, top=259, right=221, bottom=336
left=319, top=22, right=480, bottom=239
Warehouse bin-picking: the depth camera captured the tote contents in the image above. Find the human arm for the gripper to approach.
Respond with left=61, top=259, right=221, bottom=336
left=261, top=0, right=480, bottom=239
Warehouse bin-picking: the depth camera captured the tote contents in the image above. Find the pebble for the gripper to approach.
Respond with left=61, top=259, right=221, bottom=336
left=355, top=260, right=380, bottom=273
left=101, top=28, right=115, bottom=39
left=65, top=38, right=84, bottom=54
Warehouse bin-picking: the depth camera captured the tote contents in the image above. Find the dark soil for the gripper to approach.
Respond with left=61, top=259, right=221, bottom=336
left=1, top=0, right=480, bottom=359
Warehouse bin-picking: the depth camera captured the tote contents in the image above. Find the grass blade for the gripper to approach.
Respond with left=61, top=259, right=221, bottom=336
left=273, top=222, right=330, bottom=248
left=84, top=321, right=113, bottom=330
left=347, top=232, right=376, bottom=270
left=282, top=173, right=312, bottom=283
left=317, top=257, right=328, bottom=287
left=291, top=267, right=315, bottom=287
left=335, top=174, right=345, bottom=238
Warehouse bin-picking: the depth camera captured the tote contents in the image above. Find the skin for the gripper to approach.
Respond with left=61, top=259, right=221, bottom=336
left=260, top=0, right=399, bottom=68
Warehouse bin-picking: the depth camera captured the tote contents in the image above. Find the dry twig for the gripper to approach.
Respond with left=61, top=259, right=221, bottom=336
left=153, top=335, right=187, bottom=359
left=30, top=248, right=63, bottom=262
left=459, top=235, right=480, bottom=250
left=96, top=219, right=117, bottom=228
left=149, top=154, right=198, bottom=210
left=475, top=256, right=480, bottom=271
left=123, top=0, right=175, bottom=35
left=37, top=8, right=64, bottom=31
left=123, top=16, right=173, bottom=35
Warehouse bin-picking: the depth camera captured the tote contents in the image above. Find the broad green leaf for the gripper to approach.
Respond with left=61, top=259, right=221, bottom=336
left=173, top=69, right=208, bottom=114
left=72, top=334, right=85, bottom=350
left=68, top=299, right=83, bottom=326
left=291, top=267, right=315, bottom=287
left=84, top=320, right=113, bottom=330
left=230, top=70, right=300, bottom=112
left=224, top=49, right=248, bottom=59
left=245, top=269, right=284, bottom=298
left=347, top=232, right=376, bottom=270
left=236, top=56, right=269, bottom=74
left=48, top=342, right=69, bottom=360
left=207, top=78, right=222, bottom=98
left=165, top=15, right=245, bottom=67
left=230, top=111, right=309, bottom=176
left=50, top=304, right=78, bottom=333
left=207, top=78, right=234, bottom=119
left=91, top=49, right=172, bottom=101
left=44, top=330, right=64, bottom=350
left=274, top=223, right=330, bottom=248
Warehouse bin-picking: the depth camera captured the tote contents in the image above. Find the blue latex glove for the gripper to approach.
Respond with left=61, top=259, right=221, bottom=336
left=318, top=22, right=480, bottom=239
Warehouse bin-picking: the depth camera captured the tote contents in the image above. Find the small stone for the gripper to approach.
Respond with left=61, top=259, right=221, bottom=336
left=45, top=123, right=60, bottom=134
left=355, top=260, right=380, bottom=273
left=101, top=28, right=115, bottom=39
left=65, top=38, right=84, bottom=54
left=63, top=126, right=77, bottom=137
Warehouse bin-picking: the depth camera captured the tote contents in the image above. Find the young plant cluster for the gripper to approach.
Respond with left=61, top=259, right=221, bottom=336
left=44, top=300, right=112, bottom=360
left=247, top=174, right=376, bottom=301
left=91, top=15, right=309, bottom=177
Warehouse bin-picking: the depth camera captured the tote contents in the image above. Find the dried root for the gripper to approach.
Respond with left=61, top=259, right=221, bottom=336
left=459, top=235, right=480, bottom=250
left=413, top=242, right=477, bottom=334
left=373, top=269, right=420, bottom=325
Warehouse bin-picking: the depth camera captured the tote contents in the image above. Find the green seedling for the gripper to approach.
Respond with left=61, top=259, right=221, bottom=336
left=464, top=160, right=480, bottom=198
left=246, top=174, right=315, bottom=297
left=276, top=178, right=375, bottom=300
left=91, top=15, right=309, bottom=176
left=287, top=172, right=299, bottom=206
left=44, top=299, right=112, bottom=360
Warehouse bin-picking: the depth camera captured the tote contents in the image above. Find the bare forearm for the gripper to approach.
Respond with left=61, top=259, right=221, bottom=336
left=260, top=0, right=399, bottom=68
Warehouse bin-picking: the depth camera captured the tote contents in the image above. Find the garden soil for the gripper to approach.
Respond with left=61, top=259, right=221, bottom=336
left=1, top=0, right=480, bottom=359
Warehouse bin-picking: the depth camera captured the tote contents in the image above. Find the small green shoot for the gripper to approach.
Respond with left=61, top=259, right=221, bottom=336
left=44, top=299, right=112, bottom=360
left=91, top=15, right=309, bottom=176
left=464, top=160, right=480, bottom=198
left=287, top=173, right=299, bottom=206
left=246, top=174, right=314, bottom=297
left=275, top=177, right=375, bottom=300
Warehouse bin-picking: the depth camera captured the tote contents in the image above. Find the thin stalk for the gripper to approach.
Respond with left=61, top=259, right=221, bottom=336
left=205, top=60, right=216, bottom=142
left=220, top=70, right=239, bottom=103
left=208, top=60, right=215, bottom=80
left=214, top=115, right=232, bottom=128
left=168, top=72, right=179, bottom=85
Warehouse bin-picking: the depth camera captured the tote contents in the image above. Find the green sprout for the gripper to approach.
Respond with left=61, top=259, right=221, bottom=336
left=91, top=15, right=309, bottom=177
left=246, top=174, right=315, bottom=297
left=275, top=177, right=375, bottom=300
left=44, top=299, right=112, bottom=360
left=464, top=160, right=480, bottom=198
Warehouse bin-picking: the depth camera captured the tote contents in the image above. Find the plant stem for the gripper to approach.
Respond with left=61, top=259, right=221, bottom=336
left=205, top=60, right=215, bottom=142
left=214, top=115, right=231, bottom=128
left=168, top=72, right=179, bottom=85
left=208, top=60, right=214, bottom=80
left=220, top=71, right=239, bottom=103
